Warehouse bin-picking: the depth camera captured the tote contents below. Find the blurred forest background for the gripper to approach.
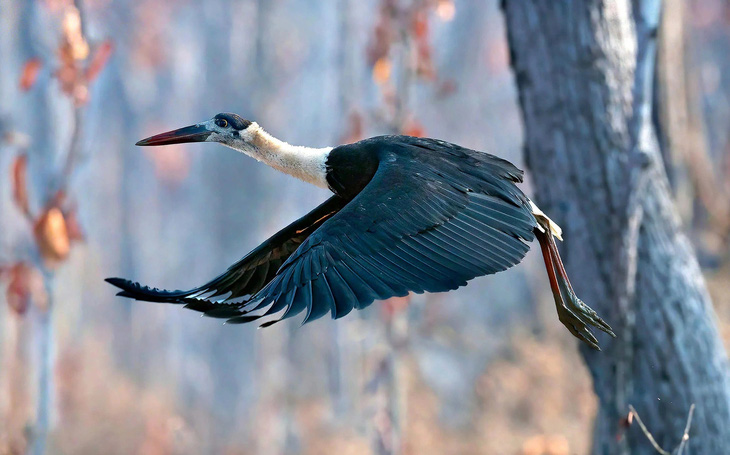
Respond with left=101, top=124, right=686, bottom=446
left=1, top=0, right=730, bottom=454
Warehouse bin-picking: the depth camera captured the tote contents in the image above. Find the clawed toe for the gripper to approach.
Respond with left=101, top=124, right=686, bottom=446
left=558, top=308, right=601, bottom=351
left=562, top=287, right=616, bottom=337
left=556, top=288, right=615, bottom=351
left=536, top=221, right=615, bottom=350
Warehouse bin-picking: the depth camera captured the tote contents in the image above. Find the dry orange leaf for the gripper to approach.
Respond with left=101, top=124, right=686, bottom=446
left=411, top=11, right=428, bottom=39
left=86, top=39, right=114, bottom=82
left=19, top=58, right=42, bottom=91
left=55, top=5, right=94, bottom=105
left=34, top=207, right=71, bottom=267
left=402, top=119, right=425, bottom=138
left=2, top=262, right=48, bottom=315
left=64, top=208, right=85, bottom=243
left=372, top=58, right=392, bottom=85
left=11, top=154, right=30, bottom=216
left=62, top=6, right=89, bottom=60
left=436, top=0, right=456, bottom=22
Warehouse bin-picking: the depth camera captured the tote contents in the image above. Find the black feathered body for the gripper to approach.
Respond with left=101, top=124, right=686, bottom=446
left=107, top=135, right=538, bottom=326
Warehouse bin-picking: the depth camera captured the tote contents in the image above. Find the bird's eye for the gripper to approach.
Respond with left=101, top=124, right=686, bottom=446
left=215, top=118, right=228, bottom=128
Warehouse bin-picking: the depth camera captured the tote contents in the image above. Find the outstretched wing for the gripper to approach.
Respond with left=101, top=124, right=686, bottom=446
left=221, top=137, right=538, bottom=326
left=108, top=137, right=538, bottom=325
left=105, top=195, right=348, bottom=317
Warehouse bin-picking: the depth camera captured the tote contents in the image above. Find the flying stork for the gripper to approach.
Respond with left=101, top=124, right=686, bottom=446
left=106, top=113, right=615, bottom=350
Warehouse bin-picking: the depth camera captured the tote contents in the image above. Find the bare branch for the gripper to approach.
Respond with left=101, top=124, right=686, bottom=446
left=628, top=405, right=671, bottom=455
left=628, top=404, right=696, bottom=455
left=675, top=404, right=695, bottom=455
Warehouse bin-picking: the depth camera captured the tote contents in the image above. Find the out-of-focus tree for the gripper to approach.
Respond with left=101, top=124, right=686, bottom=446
left=0, top=1, right=112, bottom=453
left=503, top=0, right=730, bottom=453
left=656, top=0, right=730, bottom=262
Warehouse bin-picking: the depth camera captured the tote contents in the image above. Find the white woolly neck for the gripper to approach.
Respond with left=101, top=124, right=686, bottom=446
left=225, top=123, right=332, bottom=189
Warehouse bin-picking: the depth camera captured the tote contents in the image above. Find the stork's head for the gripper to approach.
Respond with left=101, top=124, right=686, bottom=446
left=135, top=112, right=332, bottom=189
left=136, top=113, right=254, bottom=150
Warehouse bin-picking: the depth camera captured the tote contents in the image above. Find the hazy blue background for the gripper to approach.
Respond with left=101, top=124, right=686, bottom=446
left=1, top=0, right=729, bottom=453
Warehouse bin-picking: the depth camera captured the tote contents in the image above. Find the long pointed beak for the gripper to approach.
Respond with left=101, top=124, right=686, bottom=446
left=136, top=124, right=211, bottom=146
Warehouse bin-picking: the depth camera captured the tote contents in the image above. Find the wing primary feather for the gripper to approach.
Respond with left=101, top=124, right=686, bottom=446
left=260, top=288, right=296, bottom=318
left=382, top=243, right=446, bottom=283
left=470, top=200, right=533, bottom=232
left=399, top=235, right=472, bottom=275
left=451, top=215, right=527, bottom=260
left=331, top=261, right=379, bottom=306
left=196, top=305, right=247, bottom=319
left=278, top=284, right=308, bottom=322
left=374, top=246, right=454, bottom=293
left=305, top=272, right=334, bottom=324
left=451, top=214, right=528, bottom=261
left=244, top=265, right=271, bottom=298
left=324, top=268, right=356, bottom=319
left=417, top=229, right=488, bottom=271
left=341, top=254, right=399, bottom=299
left=386, top=243, right=457, bottom=290
left=298, top=282, right=315, bottom=325
left=226, top=314, right=264, bottom=324
left=437, top=217, right=524, bottom=266
left=351, top=254, right=411, bottom=297
left=395, top=237, right=460, bottom=274
left=218, top=263, right=257, bottom=297
left=317, top=273, right=339, bottom=319
left=358, top=251, right=425, bottom=292
left=258, top=319, right=281, bottom=328
left=462, top=208, right=532, bottom=242
left=464, top=198, right=535, bottom=237
left=445, top=216, right=520, bottom=262
left=433, top=228, right=503, bottom=275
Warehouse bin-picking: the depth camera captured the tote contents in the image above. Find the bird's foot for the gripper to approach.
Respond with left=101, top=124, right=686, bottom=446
left=536, top=220, right=615, bottom=350
left=556, top=284, right=615, bottom=351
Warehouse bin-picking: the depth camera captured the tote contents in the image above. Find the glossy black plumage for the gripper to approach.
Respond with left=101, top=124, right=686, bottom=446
left=107, top=136, right=536, bottom=327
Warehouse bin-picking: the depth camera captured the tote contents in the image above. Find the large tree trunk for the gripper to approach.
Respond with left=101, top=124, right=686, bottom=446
left=502, top=1, right=730, bottom=453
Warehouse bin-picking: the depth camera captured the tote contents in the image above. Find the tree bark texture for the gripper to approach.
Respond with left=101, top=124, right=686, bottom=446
left=502, top=1, right=730, bottom=453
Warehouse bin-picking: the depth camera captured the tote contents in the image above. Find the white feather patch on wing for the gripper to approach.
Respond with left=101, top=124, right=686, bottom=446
left=529, top=200, right=563, bottom=241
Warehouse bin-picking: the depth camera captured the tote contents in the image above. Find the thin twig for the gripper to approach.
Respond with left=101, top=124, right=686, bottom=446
left=60, top=108, right=84, bottom=191
left=628, top=405, right=670, bottom=455
left=628, top=403, right=696, bottom=455
left=675, top=404, right=695, bottom=455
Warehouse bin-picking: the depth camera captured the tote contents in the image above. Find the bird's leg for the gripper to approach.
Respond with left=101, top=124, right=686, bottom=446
left=536, top=227, right=615, bottom=350
left=547, top=232, right=615, bottom=336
